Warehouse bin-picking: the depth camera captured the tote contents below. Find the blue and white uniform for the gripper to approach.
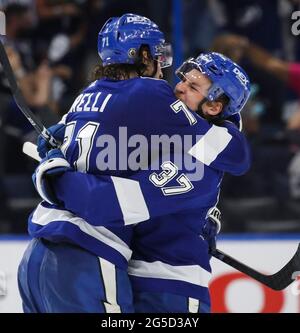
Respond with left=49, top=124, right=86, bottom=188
left=19, top=77, right=250, bottom=313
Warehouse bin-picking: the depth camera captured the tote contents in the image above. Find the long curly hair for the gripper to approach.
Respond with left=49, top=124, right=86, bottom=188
left=91, top=45, right=152, bottom=81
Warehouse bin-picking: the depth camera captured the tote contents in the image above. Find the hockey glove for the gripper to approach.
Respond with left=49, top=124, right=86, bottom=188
left=32, top=149, right=71, bottom=205
left=37, top=123, right=65, bottom=158
left=202, top=206, right=221, bottom=253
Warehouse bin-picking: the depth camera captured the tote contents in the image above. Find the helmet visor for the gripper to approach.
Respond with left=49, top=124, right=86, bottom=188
left=175, top=58, right=213, bottom=96
left=175, top=58, right=204, bottom=80
left=155, top=43, right=173, bottom=68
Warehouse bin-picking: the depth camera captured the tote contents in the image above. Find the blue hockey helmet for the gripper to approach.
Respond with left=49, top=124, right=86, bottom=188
left=176, top=52, right=251, bottom=118
left=98, top=13, right=172, bottom=68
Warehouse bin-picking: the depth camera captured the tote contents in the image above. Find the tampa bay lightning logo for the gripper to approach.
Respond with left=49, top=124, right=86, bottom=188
left=128, top=48, right=137, bottom=58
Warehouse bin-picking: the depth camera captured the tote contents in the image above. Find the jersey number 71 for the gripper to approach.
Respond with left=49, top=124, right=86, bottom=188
left=60, top=121, right=99, bottom=172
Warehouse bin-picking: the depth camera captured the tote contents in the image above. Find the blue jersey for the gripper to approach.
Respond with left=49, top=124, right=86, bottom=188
left=28, top=77, right=250, bottom=303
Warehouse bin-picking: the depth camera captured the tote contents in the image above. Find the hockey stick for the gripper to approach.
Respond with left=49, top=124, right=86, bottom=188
left=211, top=245, right=300, bottom=290
left=23, top=141, right=41, bottom=162
left=0, top=40, right=58, bottom=147
left=23, top=141, right=300, bottom=290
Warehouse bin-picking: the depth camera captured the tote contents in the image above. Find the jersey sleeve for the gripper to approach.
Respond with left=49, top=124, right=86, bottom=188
left=53, top=172, right=146, bottom=227
left=187, top=120, right=251, bottom=176
left=53, top=166, right=219, bottom=228
left=132, top=79, right=251, bottom=176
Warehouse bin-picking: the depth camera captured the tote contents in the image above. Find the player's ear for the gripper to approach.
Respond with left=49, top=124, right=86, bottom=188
left=213, top=101, right=223, bottom=114
left=141, top=50, right=151, bottom=65
left=203, top=101, right=223, bottom=116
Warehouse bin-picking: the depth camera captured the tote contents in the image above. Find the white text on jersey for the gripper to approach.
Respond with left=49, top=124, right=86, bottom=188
left=69, top=92, right=112, bottom=113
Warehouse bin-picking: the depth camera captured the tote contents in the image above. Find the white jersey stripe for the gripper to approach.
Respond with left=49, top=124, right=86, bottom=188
left=99, top=258, right=121, bottom=313
left=188, top=125, right=232, bottom=166
left=31, top=204, right=132, bottom=260
left=128, top=260, right=211, bottom=288
left=188, top=297, right=200, bottom=313
left=111, top=177, right=150, bottom=225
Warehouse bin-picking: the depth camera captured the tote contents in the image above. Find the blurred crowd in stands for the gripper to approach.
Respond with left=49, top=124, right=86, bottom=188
left=0, top=0, right=300, bottom=234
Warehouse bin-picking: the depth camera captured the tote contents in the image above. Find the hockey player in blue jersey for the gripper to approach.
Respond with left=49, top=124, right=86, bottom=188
left=42, top=53, right=250, bottom=313
left=17, top=13, right=173, bottom=313
left=18, top=14, right=251, bottom=313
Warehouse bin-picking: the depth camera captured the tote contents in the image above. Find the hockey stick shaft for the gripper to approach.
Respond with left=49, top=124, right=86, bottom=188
left=211, top=244, right=300, bottom=290
left=211, top=249, right=273, bottom=286
left=0, top=40, right=58, bottom=147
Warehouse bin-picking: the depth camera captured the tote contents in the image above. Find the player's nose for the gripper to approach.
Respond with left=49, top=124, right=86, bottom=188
left=175, top=81, right=186, bottom=95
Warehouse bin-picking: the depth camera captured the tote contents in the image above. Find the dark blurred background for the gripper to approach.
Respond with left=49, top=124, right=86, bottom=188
left=0, top=0, right=300, bottom=235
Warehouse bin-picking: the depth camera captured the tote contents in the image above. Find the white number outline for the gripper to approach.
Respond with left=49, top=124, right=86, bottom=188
left=149, top=161, right=178, bottom=187
left=170, top=99, right=197, bottom=125
left=61, top=121, right=99, bottom=172
left=75, top=122, right=99, bottom=172
left=162, top=174, right=194, bottom=196
left=149, top=161, right=194, bottom=196
left=60, top=121, right=76, bottom=157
